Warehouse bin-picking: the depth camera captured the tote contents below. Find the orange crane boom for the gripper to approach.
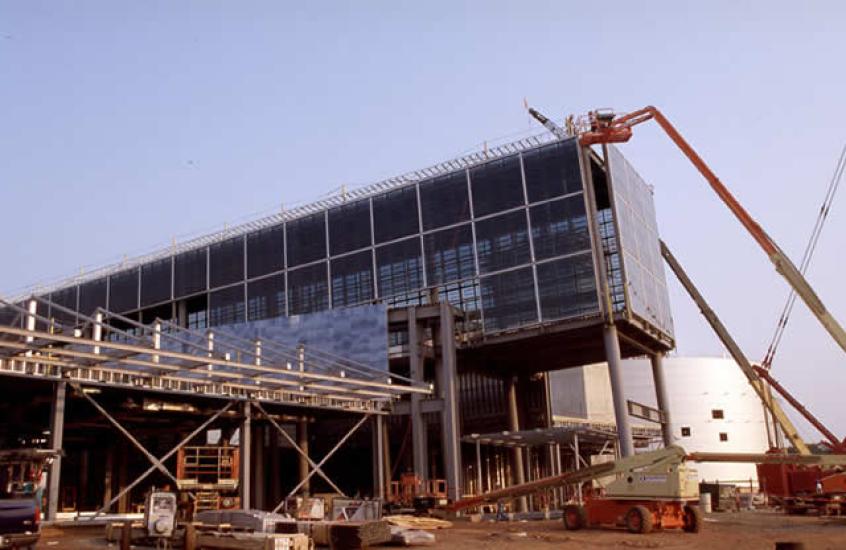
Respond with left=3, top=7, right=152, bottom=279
left=577, top=106, right=846, bottom=356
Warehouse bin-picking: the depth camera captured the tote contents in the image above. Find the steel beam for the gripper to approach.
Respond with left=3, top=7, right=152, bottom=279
left=407, top=307, right=428, bottom=481
left=603, top=324, right=634, bottom=457
left=506, top=376, right=527, bottom=512
left=438, top=302, right=461, bottom=502
left=650, top=353, right=673, bottom=447
left=240, top=401, right=251, bottom=509
left=46, top=381, right=65, bottom=522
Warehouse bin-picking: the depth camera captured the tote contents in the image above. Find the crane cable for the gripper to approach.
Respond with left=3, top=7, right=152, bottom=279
left=762, top=143, right=846, bottom=369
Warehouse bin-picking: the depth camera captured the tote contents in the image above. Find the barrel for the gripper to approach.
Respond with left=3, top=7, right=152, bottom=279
left=699, top=492, right=712, bottom=513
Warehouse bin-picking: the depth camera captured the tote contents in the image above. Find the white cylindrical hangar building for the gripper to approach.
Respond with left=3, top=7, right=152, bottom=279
left=550, top=356, right=771, bottom=486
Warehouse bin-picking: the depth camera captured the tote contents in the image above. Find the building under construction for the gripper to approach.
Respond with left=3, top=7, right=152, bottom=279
left=0, top=128, right=677, bottom=520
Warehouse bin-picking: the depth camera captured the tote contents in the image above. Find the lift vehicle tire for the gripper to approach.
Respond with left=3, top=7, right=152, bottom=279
left=625, top=505, right=654, bottom=534
left=683, top=504, right=703, bottom=533
left=562, top=504, right=587, bottom=530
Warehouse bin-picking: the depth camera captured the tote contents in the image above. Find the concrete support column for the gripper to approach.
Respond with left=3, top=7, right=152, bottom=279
left=603, top=324, right=634, bottom=457
left=407, top=307, right=428, bottom=481
left=297, top=418, right=310, bottom=496
left=650, top=353, right=673, bottom=447
left=475, top=440, right=483, bottom=496
left=240, top=401, right=251, bottom=509
left=372, top=415, right=385, bottom=499
left=437, top=302, right=461, bottom=502
left=506, top=376, right=527, bottom=512
left=46, top=380, right=66, bottom=521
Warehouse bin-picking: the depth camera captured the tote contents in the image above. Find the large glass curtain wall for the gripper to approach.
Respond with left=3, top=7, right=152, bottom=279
left=36, top=138, right=603, bottom=334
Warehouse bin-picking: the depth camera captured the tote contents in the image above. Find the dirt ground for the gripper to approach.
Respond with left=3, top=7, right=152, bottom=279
left=34, top=510, right=846, bottom=549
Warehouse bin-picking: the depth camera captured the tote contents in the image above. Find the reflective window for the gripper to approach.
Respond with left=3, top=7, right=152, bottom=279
left=423, top=224, right=475, bottom=285
left=529, top=195, right=591, bottom=260
left=109, top=269, right=140, bottom=313
left=141, top=258, right=172, bottom=307
left=331, top=250, right=374, bottom=307
left=50, top=286, right=78, bottom=326
left=247, top=273, right=286, bottom=321
left=474, top=210, right=531, bottom=274
left=480, top=267, right=537, bottom=331
left=373, top=187, right=419, bottom=244
left=210, top=236, right=245, bottom=288
left=208, top=284, right=245, bottom=327
left=523, top=139, right=583, bottom=202
left=287, top=213, right=327, bottom=268
left=174, top=248, right=208, bottom=298
left=470, top=155, right=524, bottom=217
left=376, top=237, right=423, bottom=298
left=288, top=262, right=328, bottom=315
left=186, top=294, right=207, bottom=329
left=536, top=253, right=599, bottom=321
left=78, top=278, right=107, bottom=317
left=419, top=171, right=471, bottom=230
left=329, top=200, right=372, bottom=255
left=247, top=225, right=284, bottom=279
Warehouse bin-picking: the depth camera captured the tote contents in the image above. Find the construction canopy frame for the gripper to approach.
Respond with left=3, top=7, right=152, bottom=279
left=0, top=295, right=429, bottom=520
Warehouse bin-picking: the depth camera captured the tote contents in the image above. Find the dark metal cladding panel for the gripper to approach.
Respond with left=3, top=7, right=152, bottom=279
left=49, top=286, right=78, bottom=326
left=331, top=250, right=374, bottom=308
left=328, top=200, right=372, bottom=256
left=287, top=262, right=329, bottom=315
left=470, top=155, right=525, bottom=217
left=78, top=278, right=107, bottom=317
left=529, top=195, right=592, bottom=261
left=375, top=237, right=423, bottom=298
left=287, top=213, right=327, bottom=268
left=474, top=210, right=531, bottom=274
left=247, top=273, right=286, bottom=321
left=247, top=225, right=285, bottom=279
left=209, top=236, right=245, bottom=288
left=536, top=253, right=599, bottom=321
left=372, top=187, right=419, bottom=244
left=423, top=224, right=475, bottom=285
left=419, top=171, right=471, bottom=230
left=174, top=248, right=208, bottom=298
left=208, top=284, right=246, bottom=327
left=109, top=269, right=140, bottom=313
left=141, top=257, right=173, bottom=307
left=523, top=138, right=583, bottom=202
left=480, top=266, right=537, bottom=331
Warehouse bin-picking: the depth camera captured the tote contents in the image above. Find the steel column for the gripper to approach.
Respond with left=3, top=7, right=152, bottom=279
left=438, top=302, right=461, bottom=502
left=46, top=381, right=65, bottom=522
left=296, top=417, right=310, bottom=496
left=602, top=324, right=634, bottom=457
left=241, top=401, right=251, bottom=509
left=407, top=307, right=428, bottom=481
left=506, top=376, right=527, bottom=512
left=650, top=353, right=673, bottom=447
left=475, top=440, right=483, bottom=496
left=374, top=415, right=385, bottom=500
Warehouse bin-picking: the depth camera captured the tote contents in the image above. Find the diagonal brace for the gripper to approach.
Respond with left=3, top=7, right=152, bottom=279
left=92, top=400, right=235, bottom=518
left=272, top=413, right=371, bottom=513
left=252, top=401, right=347, bottom=498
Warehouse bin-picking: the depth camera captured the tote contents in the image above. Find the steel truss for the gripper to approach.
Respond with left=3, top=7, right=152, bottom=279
left=0, top=296, right=430, bottom=413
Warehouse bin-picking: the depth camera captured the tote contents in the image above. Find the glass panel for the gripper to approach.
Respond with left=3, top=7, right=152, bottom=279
left=78, top=278, right=107, bottom=317
left=423, top=224, right=475, bottom=285
left=328, top=200, right=372, bottom=256
left=474, top=210, right=531, bottom=274
left=247, top=273, right=286, bottom=321
left=376, top=237, right=423, bottom=298
left=331, top=250, right=374, bottom=307
left=186, top=294, right=207, bottom=329
left=247, top=225, right=284, bottom=279
left=50, top=286, right=78, bottom=326
left=208, top=284, right=245, bottom=327
left=419, top=171, right=471, bottom=230
left=372, top=187, right=419, bottom=244
left=529, top=195, right=591, bottom=260
left=480, top=266, right=537, bottom=331
left=209, top=236, right=245, bottom=288
left=536, top=253, right=599, bottom=321
left=174, top=248, right=208, bottom=298
left=288, top=262, right=328, bottom=315
left=470, top=155, right=524, bottom=217
left=523, top=138, right=583, bottom=202
left=287, top=213, right=327, bottom=268
left=109, top=269, right=139, bottom=313
left=141, top=258, right=172, bottom=307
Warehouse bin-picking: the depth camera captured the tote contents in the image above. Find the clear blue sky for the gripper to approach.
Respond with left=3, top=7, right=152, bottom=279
left=2, top=2, right=844, bottom=438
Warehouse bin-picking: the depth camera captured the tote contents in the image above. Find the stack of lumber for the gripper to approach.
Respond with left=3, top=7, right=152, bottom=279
left=383, top=515, right=453, bottom=530
left=299, top=519, right=391, bottom=549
